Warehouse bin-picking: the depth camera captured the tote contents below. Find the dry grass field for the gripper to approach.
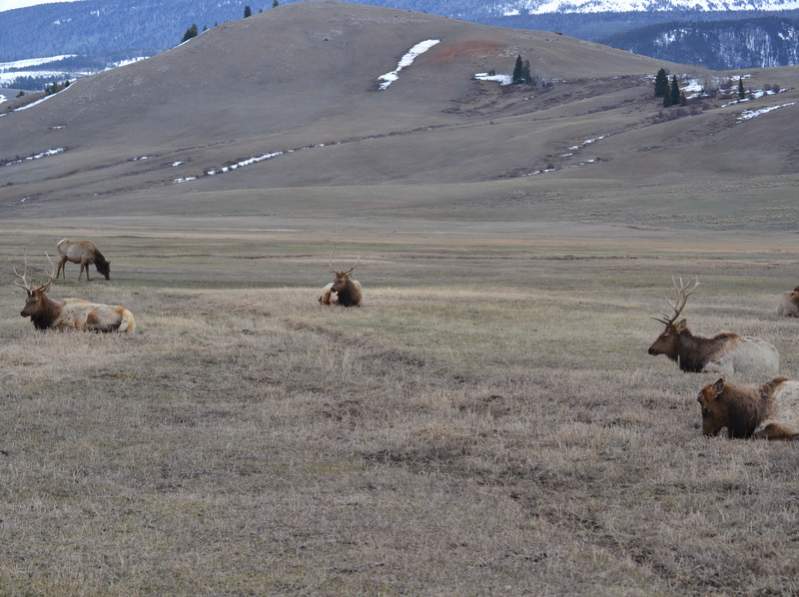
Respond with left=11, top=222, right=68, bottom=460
left=2, top=219, right=799, bottom=596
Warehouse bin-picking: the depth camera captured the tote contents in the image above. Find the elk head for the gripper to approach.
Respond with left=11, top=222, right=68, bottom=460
left=648, top=276, right=700, bottom=360
left=329, top=255, right=359, bottom=293
left=14, top=255, right=56, bottom=321
left=331, top=268, right=356, bottom=292
left=697, top=378, right=726, bottom=436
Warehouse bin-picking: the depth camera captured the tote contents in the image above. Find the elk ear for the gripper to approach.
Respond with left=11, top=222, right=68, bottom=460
left=712, top=378, right=725, bottom=396
left=674, top=319, right=687, bottom=331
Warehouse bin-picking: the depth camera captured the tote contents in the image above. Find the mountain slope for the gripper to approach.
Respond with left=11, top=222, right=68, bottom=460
left=492, top=0, right=799, bottom=15
left=604, top=16, right=799, bottom=67
left=1, top=1, right=797, bottom=221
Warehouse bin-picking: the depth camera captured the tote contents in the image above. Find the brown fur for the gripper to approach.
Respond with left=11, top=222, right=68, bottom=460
left=648, top=319, right=740, bottom=373
left=697, top=377, right=795, bottom=439
left=19, top=287, right=134, bottom=333
left=778, top=287, right=799, bottom=317
left=319, top=271, right=362, bottom=307
left=21, top=288, right=63, bottom=330
left=56, top=239, right=111, bottom=281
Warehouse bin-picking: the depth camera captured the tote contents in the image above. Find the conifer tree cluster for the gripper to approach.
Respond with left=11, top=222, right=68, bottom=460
left=511, top=55, right=533, bottom=85
left=244, top=5, right=252, bottom=18
left=45, top=80, right=70, bottom=96
left=662, top=74, right=681, bottom=108
left=273, top=0, right=279, bottom=6
left=181, top=24, right=198, bottom=43
left=654, top=68, right=669, bottom=98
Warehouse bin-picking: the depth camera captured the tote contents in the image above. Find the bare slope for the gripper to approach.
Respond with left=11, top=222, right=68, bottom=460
left=0, top=1, right=797, bottom=227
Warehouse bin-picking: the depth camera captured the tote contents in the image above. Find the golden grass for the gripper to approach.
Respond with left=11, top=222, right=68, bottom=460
left=1, top=222, right=799, bottom=595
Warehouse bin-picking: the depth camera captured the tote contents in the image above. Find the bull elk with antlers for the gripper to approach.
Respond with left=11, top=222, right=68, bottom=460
left=648, top=277, right=778, bottom=376
left=14, top=256, right=135, bottom=333
left=319, top=258, right=362, bottom=307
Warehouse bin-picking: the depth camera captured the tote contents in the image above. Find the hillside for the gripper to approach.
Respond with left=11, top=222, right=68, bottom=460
left=605, top=16, right=799, bottom=68
left=1, top=1, right=798, bottom=228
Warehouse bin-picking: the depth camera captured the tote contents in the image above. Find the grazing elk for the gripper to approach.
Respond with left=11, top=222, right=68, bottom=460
left=56, top=238, right=111, bottom=281
left=648, top=277, right=779, bottom=376
left=777, top=287, right=799, bottom=317
left=319, top=259, right=362, bottom=307
left=15, top=256, right=135, bottom=333
left=697, top=377, right=799, bottom=440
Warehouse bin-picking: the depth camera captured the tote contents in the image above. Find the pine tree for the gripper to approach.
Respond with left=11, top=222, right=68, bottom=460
left=522, top=60, right=532, bottom=85
left=511, top=56, right=524, bottom=85
left=181, top=24, right=198, bottom=43
left=738, top=77, right=745, bottom=99
left=273, top=0, right=279, bottom=6
left=244, top=5, right=252, bottom=18
left=654, top=68, right=669, bottom=98
left=679, top=92, right=687, bottom=106
left=670, top=75, right=680, bottom=107
left=512, top=55, right=524, bottom=85
left=663, top=89, right=672, bottom=108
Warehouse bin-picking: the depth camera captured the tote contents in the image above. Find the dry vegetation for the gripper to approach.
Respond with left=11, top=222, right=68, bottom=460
left=1, top=221, right=799, bottom=595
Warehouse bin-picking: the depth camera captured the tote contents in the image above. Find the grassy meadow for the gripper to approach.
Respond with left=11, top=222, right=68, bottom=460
left=1, top=220, right=798, bottom=595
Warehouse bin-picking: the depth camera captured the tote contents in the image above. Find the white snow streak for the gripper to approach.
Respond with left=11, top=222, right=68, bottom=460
left=107, top=56, right=149, bottom=69
left=473, top=72, right=513, bottom=86
left=0, top=55, right=76, bottom=70
left=175, top=152, right=283, bottom=184
left=738, top=102, right=796, bottom=121
left=2, top=147, right=65, bottom=167
left=377, top=39, right=440, bottom=91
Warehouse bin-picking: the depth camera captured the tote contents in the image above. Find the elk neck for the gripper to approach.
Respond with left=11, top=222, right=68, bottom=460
left=31, top=294, right=64, bottom=330
left=675, top=327, right=731, bottom=373
left=337, top=279, right=360, bottom=307
left=721, top=385, right=771, bottom=438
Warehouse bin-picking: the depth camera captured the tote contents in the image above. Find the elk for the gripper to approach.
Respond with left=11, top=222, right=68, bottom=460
left=14, top=255, right=135, bottom=333
left=777, top=287, right=799, bottom=317
left=697, top=377, right=799, bottom=440
left=648, top=276, right=779, bottom=376
left=319, top=258, right=362, bottom=307
left=55, top=238, right=111, bottom=281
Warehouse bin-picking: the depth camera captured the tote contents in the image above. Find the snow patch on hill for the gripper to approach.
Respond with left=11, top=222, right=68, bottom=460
left=1, top=147, right=65, bottom=168
left=377, top=39, right=440, bottom=91
left=474, top=72, right=513, bottom=85
left=495, top=0, right=799, bottom=14
left=738, top=102, right=796, bottom=121
left=0, top=55, right=76, bottom=70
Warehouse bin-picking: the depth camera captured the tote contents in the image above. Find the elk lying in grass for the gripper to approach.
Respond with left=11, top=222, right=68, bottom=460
left=56, top=238, right=111, bottom=281
left=697, top=377, right=799, bottom=440
left=777, top=287, right=799, bottom=317
left=15, top=256, right=135, bottom=333
left=319, top=260, right=362, bottom=307
left=648, top=277, right=779, bottom=376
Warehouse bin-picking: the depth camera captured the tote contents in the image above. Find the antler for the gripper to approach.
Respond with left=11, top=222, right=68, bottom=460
left=344, top=255, right=361, bottom=275
left=12, top=255, right=33, bottom=293
left=12, top=253, right=56, bottom=294
left=41, top=252, right=56, bottom=292
left=653, top=276, right=700, bottom=326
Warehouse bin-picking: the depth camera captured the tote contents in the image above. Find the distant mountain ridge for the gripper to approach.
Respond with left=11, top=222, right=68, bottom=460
left=492, top=0, right=799, bottom=15
left=604, top=16, right=799, bottom=67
